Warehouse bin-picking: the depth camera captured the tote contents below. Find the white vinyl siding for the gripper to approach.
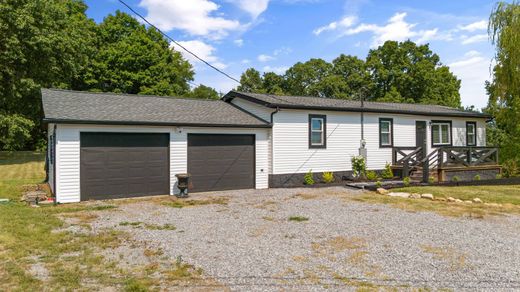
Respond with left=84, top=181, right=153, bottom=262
left=230, top=98, right=273, bottom=122
left=54, top=124, right=269, bottom=203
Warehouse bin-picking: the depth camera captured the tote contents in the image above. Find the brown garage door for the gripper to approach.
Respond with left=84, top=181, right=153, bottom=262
left=188, top=134, right=255, bottom=192
left=80, top=133, right=169, bottom=200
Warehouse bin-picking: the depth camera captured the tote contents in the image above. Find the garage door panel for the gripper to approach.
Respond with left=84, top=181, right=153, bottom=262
left=80, top=133, right=169, bottom=200
left=188, top=134, right=255, bottom=192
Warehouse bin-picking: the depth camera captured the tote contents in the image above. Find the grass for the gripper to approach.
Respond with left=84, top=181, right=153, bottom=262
left=392, top=185, right=520, bottom=205
left=288, top=216, right=309, bottom=222
left=0, top=151, right=203, bottom=290
left=161, top=196, right=229, bottom=208
left=119, top=221, right=176, bottom=230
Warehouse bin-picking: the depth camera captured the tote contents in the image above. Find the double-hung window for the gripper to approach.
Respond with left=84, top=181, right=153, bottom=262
left=466, top=122, right=477, bottom=146
left=379, top=118, right=393, bottom=147
left=309, top=114, right=326, bottom=148
left=431, top=121, right=452, bottom=146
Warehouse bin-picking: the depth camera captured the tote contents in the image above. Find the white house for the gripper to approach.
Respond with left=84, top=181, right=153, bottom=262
left=42, top=88, right=496, bottom=203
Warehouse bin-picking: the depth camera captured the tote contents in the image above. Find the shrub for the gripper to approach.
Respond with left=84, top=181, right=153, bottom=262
left=322, top=172, right=335, bottom=183
left=473, top=174, right=481, bottom=181
left=403, top=176, right=411, bottom=187
left=351, top=156, right=366, bottom=178
left=304, top=170, right=315, bottom=185
left=496, top=173, right=503, bottom=179
left=366, top=170, right=378, bottom=181
left=375, top=180, right=382, bottom=188
left=428, top=176, right=435, bottom=184
left=502, top=159, right=518, bottom=178
left=381, top=163, right=394, bottom=179
left=452, top=176, right=460, bottom=182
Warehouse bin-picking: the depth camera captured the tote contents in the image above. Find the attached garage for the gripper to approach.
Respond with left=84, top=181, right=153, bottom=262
left=188, top=134, right=255, bottom=192
left=80, top=132, right=170, bottom=200
left=42, top=88, right=270, bottom=203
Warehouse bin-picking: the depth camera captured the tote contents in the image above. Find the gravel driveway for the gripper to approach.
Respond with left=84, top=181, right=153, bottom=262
left=89, top=187, right=520, bottom=291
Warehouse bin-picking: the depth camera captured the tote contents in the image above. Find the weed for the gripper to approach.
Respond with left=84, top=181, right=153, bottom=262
left=162, top=197, right=228, bottom=208
left=474, top=174, right=481, bottom=181
left=288, top=216, right=309, bottom=222
left=452, top=176, right=460, bottom=182
left=403, top=176, right=411, bottom=187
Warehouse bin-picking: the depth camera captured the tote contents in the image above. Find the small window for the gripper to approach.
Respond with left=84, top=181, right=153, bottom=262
left=431, top=121, right=452, bottom=146
left=379, top=118, right=393, bottom=147
left=466, top=122, right=477, bottom=146
left=309, top=114, right=326, bottom=148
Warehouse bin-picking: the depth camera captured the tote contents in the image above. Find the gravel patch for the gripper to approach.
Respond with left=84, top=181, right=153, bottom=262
left=89, top=187, right=520, bottom=291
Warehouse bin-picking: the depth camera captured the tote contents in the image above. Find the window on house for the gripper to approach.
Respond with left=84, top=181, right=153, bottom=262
left=431, top=121, right=452, bottom=146
left=379, top=118, right=393, bottom=147
left=309, top=114, right=326, bottom=148
left=466, top=122, right=477, bottom=146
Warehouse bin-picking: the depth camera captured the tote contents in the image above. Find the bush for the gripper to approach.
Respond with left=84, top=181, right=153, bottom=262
left=322, top=172, right=334, bottom=183
left=473, top=174, right=481, bottom=181
left=375, top=180, right=382, bottom=188
left=496, top=173, right=503, bottom=179
left=381, top=163, right=394, bottom=179
left=502, top=159, right=518, bottom=178
left=452, top=176, right=460, bottom=182
left=428, top=176, right=435, bottom=184
left=366, top=170, right=378, bottom=181
left=304, top=170, right=315, bottom=185
left=351, top=156, right=366, bottom=178
left=403, top=176, right=411, bottom=187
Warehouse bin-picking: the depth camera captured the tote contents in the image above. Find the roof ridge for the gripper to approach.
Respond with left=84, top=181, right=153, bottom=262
left=42, top=88, right=223, bottom=103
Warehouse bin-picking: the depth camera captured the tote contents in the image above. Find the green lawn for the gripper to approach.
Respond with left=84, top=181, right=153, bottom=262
left=393, top=185, right=520, bottom=205
left=0, top=151, right=201, bottom=291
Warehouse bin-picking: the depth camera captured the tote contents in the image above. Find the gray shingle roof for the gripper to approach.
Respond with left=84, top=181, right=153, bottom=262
left=42, top=89, right=270, bottom=127
left=224, top=91, right=491, bottom=119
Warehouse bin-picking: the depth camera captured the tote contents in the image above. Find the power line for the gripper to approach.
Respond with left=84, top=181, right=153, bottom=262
left=117, top=0, right=242, bottom=85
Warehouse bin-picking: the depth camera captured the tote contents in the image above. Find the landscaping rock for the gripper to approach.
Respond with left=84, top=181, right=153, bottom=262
left=421, top=193, right=434, bottom=200
left=21, top=191, right=47, bottom=203
left=472, top=198, right=483, bottom=204
left=454, top=199, right=463, bottom=203
left=484, top=203, right=502, bottom=207
left=409, top=193, right=421, bottom=199
left=464, top=200, right=473, bottom=204
left=387, top=192, right=410, bottom=198
left=376, top=188, right=389, bottom=195
left=447, top=197, right=456, bottom=202
left=436, top=198, right=447, bottom=202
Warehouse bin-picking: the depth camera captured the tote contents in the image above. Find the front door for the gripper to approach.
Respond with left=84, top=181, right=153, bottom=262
left=416, top=121, right=427, bottom=160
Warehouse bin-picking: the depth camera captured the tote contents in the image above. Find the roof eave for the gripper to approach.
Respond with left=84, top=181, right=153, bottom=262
left=42, top=118, right=272, bottom=128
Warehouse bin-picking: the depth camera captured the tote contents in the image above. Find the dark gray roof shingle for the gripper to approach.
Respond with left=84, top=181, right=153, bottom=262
left=42, top=89, right=270, bottom=127
left=224, top=91, right=491, bottom=119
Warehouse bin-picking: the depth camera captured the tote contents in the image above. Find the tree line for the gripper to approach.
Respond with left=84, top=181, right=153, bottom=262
left=237, top=40, right=462, bottom=108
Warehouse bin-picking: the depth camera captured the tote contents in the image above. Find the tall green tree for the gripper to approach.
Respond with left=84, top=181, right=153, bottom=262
left=86, top=11, right=194, bottom=96
left=188, top=84, right=220, bottom=99
left=366, top=40, right=460, bottom=106
left=0, top=0, right=96, bottom=150
left=487, top=1, right=520, bottom=163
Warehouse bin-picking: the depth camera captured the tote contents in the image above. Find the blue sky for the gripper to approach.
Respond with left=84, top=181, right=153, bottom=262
left=85, top=0, right=496, bottom=109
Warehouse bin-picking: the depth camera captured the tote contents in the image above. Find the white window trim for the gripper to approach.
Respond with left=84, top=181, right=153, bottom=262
left=310, top=117, right=324, bottom=146
left=432, top=122, right=451, bottom=146
left=380, top=120, right=392, bottom=146
left=467, top=123, right=476, bottom=146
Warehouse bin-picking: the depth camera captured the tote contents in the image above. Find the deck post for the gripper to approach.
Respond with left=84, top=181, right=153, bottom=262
left=422, top=159, right=429, bottom=183
left=403, top=159, right=409, bottom=178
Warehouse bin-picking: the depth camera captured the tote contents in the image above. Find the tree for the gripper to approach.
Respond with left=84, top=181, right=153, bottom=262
left=487, top=1, right=520, bottom=163
left=366, top=40, right=461, bottom=107
left=0, top=0, right=97, bottom=150
left=236, top=68, right=264, bottom=92
left=86, top=11, right=194, bottom=96
left=188, top=85, right=220, bottom=99
left=284, top=58, right=333, bottom=97
left=331, top=54, right=373, bottom=99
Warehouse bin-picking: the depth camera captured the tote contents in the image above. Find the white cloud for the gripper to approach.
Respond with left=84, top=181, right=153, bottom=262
left=461, top=33, right=488, bottom=45
left=241, top=59, right=251, bottom=64
left=262, top=65, right=288, bottom=74
left=458, top=20, right=487, bottom=32
left=257, top=54, right=274, bottom=62
left=174, top=40, right=227, bottom=70
left=449, top=51, right=493, bottom=108
left=230, top=0, right=269, bottom=19
left=139, top=0, right=241, bottom=39
left=234, top=39, right=244, bottom=47
left=313, top=16, right=357, bottom=35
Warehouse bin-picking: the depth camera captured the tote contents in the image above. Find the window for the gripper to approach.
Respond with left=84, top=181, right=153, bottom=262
left=431, top=121, right=452, bottom=146
left=379, top=118, right=393, bottom=147
left=309, top=114, right=326, bottom=148
left=466, top=122, right=477, bottom=146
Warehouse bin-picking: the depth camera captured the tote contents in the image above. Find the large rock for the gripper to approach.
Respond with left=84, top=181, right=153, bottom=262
left=421, top=193, right=434, bottom=200
left=472, top=198, right=483, bottom=204
left=410, top=193, right=421, bottom=199
left=376, top=188, right=389, bottom=195
left=454, top=199, right=463, bottom=203
left=387, top=192, right=410, bottom=198
left=447, top=197, right=456, bottom=202
left=464, top=200, right=473, bottom=204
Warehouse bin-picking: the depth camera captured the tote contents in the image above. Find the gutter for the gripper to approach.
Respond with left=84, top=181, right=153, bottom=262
left=42, top=118, right=272, bottom=128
